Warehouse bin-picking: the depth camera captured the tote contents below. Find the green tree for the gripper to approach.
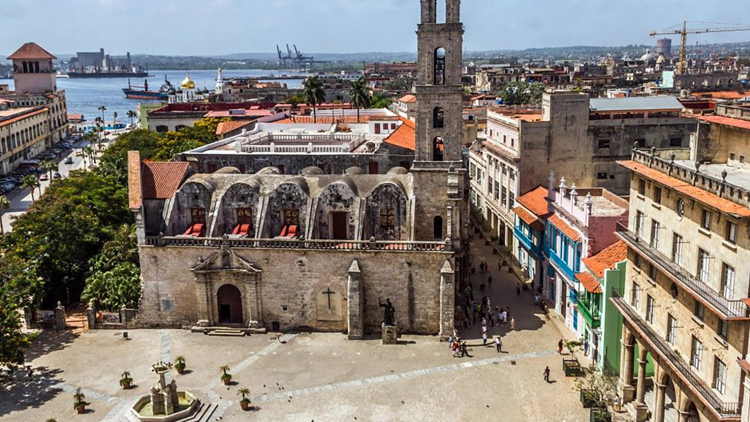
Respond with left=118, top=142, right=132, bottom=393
left=498, top=81, right=545, bottom=105
left=349, top=77, right=371, bottom=123
left=41, top=160, right=58, bottom=181
left=113, top=111, right=118, bottom=124
left=370, top=93, right=393, bottom=109
left=285, top=94, right=305, bottom=108
left=98, top=105, right=107, bottom=123
left=21, top=175, right=40, bottom=202
left=0, top=195, right=9, bottom=234
left=126, top=110, right=137, bottom=127
left=303, top=76, right=326, bottom=123
left=0, top=253, right=41, bottom=367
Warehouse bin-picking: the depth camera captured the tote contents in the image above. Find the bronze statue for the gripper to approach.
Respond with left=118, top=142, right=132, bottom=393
left=379, top=298, right=396, bottom=326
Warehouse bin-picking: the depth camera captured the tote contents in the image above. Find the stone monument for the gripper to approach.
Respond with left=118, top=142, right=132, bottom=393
left=130, top=360, right=200, bottom=422
left=379, top=298, right=397, bottom=345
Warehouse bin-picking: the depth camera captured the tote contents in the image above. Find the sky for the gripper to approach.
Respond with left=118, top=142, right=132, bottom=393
left=2, top=0, right=750, bottom=56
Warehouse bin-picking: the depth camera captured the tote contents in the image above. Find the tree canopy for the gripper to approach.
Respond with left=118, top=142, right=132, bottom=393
left=497, top=81, right=545, bottom=106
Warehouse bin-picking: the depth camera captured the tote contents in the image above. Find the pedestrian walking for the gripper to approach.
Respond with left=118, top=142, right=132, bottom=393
left=583, top=339, right=589, bottom=356
left=511, top=316, right=516, bottom=331
left=25, top=366, right=33, bottom=379
left=487, top=275, right=492, bottom=289
left=558, top=339, right=564, bottom=354
left=498, top=260, right=502, bottom=270
left=544, top=366, right=551, bottom=383
left=495, top=336, right=502, bottom=353
left=482, top=332, right=488, bottom=347
left=481, top=316, right=487, bottom=328
left=516, top=283, right=521, bottom=296
left=448, top=335, right=454, bottom=349
left=460, top=341, right=472, bottom=358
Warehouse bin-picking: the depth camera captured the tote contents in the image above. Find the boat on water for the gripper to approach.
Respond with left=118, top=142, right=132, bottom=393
left=122, top=77, right=174, bottom=100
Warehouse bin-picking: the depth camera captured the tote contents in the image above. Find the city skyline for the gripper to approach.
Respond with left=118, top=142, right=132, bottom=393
left=2, top=0, right=750, bottom=56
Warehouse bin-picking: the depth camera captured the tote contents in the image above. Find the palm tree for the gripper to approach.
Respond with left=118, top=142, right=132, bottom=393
left=0, top=195, right=10, bottom=234
left=113, top=111, right=118, bottom=125
left=83, top=146, right=95, bottom=166
left=303, top=76, right=326, bottom=123
left=349, top=77, right=371, bottom=123
left=127, top=110, right=137, bottom=127
left=41, top=160, right=57, bottom=181
left=98, top=105, right=107, bottom=123
left=21, top=175, right=40, bottom=202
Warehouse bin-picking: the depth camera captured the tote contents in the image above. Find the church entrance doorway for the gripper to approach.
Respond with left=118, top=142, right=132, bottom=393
left=217, top=284, right=243, bottom=324
left=331, top=212, right=348, bottom=240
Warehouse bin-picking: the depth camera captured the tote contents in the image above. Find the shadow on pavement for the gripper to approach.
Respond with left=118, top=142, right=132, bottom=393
left=0, top=365, right=65, bottom=417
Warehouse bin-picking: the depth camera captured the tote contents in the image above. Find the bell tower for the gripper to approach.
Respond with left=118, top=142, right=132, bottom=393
left=414, top=0, right=464, bottom=164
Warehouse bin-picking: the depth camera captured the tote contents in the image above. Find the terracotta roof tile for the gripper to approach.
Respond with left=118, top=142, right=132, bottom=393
left=512, top=206, right=544, bottom=230
left=127, top=151, right=142, bottom=210
left=618, top=160, right=750, bottom=218
left=7, top=42, right=56, bottom=60
left=0, top=109, right=48, bottom=128
left=383, top=118, right=415, bottom=151
left=398, top=94, right=416, bottom=103
left=141, top=161, right=190, bottom=200
left=692, top=115, right=750, bottom=131
left=582, top=240, right=627, bottom=278
left=576, top=271, right=602, bottom=294
left=216, top=120, right=254, bottom=136
left=516, top=186, right=551, bottom=217
left=273, top=116, right=374, bottom=124
left=548, top=214, right=581, bottom=242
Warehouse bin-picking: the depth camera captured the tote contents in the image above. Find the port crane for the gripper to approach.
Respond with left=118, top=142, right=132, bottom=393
left=650, top=21, right=750, bottom=74
left=277, top=45, right=293, bottom=68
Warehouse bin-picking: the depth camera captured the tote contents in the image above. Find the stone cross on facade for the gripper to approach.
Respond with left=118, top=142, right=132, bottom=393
left=323, top=287, right=335, bottom=310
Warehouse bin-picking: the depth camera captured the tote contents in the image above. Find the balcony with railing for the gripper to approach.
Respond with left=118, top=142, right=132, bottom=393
left=577, top=296, right=601, bottom=329
left=615, top=222, right=749, bottom=320
left=513, top=225, right=541, bottom=258
left=144, top=236, right=450, bottom=253
left=610, top=289, right=742, bottom=420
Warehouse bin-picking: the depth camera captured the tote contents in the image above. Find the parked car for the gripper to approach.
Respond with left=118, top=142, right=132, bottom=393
left=53, top=172, right=62, bottom=179
left=64, top=157, right=74, bottom=165
left=39, top=174, right=49, bottom=181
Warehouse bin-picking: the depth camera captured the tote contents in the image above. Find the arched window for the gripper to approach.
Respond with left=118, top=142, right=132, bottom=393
left=433, top=107, right=444, bottom=128
left=434, top=47, right=446, bottom=85
left=22, top=62, right=28, bottom=73
left=155, top=125, right=168, bottom=133
left=434, top=216, right=443, bottom=239
left=432, top=137, right=444, bottom=161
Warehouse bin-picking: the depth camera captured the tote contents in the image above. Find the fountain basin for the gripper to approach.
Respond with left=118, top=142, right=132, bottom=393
left=130, top=391, right=199, bottom=422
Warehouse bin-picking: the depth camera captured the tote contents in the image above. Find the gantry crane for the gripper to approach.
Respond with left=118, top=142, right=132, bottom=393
left=650, top=21, right=750, bottom=74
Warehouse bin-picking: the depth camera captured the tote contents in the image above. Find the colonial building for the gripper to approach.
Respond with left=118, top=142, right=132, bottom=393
left=0, top=42, right=69, bottom=175
left=614, top=134, right=750, bottom=420
left=128, top=0, right=467, bottom=339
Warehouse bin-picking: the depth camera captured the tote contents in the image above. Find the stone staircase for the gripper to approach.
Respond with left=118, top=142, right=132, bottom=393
left=207, top=328, right=245, bottom=337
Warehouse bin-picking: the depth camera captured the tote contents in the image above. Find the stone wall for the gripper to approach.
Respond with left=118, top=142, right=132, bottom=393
left=136, top=244, right=453, bottom=335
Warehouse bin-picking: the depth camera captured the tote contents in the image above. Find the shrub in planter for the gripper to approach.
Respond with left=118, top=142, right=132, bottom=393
left=590, top=408, right=612, bottom=422
left=175, top=356, right=186, bottom=374
left=73, top=388, right=89, bottom=414
left=220, top=365, right=232, bottom=385
left=238, top=388, right=251, bottom=410
left=580, top=389, right=596, bottom=408
left=119, top=371, right=133, bottom=389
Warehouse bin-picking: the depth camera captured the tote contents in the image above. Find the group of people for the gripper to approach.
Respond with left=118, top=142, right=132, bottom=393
left=461, top=293, right=515, bottom=332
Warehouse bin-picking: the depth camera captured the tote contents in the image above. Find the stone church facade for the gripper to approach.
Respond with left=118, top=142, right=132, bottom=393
left=128, top=0, right=468, bottom=339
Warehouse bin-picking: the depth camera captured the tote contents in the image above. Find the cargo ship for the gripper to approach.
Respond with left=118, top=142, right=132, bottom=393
left=122, top=77, right=173, bottom=100
left=67, top=70, right=148, bottom=79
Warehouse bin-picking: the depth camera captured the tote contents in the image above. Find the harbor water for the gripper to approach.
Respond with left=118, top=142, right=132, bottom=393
left=2, top=69, right=306, bottom=124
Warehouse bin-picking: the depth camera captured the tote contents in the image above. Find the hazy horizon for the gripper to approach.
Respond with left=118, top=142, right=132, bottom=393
left=2, top=0, right=750, bottom=56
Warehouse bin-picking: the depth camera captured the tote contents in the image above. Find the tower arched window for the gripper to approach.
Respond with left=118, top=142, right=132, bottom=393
left=433, top=106, right=444, bottom=128
left=22, top=61, right=28, bottom=73
left=434, top=216, right=443, bottom=240
left=432, top=137, right=445, bottom=161
left=434, top=47, right=446, bottom=85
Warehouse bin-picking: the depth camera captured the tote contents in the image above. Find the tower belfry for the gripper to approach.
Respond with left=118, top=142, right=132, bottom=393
left=414, top=0, right=464, bottom=164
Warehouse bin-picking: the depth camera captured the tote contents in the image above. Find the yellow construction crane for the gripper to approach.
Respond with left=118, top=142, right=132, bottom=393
left=650, top=21, right=750, bottom=75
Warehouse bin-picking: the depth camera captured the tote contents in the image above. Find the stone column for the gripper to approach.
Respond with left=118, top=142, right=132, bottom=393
left=54, top=301, right=66, bottom=331
left=193, top=272, right=211, bottom=326
left=620, top=331, right=635, bottom=403
left=653, top=380, right=666, bottom=422
left=86, top=302, right=96, bottom=330
left=347, top=260, right=363, bottom=340
left=635, top=346, right=649, bottom=422
left=439, top=260, right=455, bottom=341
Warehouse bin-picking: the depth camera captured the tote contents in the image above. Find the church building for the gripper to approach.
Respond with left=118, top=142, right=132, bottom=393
left=128, top=0, right=468, bottom=339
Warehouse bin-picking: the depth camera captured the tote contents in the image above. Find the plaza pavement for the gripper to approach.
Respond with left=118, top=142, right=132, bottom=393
left=0, top=239, right=590, bottom=422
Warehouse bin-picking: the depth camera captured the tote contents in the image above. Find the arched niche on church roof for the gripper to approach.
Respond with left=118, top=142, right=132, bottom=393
left=214, top=181, right=262, bottom=237
left=170, top=179, right=215, bottom=236
left=365, top=182, right=409, bottom=241
left=264, top=179, right=311, bottom=238
left=257, top=166, right=281, bottom=175
left=315, top=180, right=359, bottom=240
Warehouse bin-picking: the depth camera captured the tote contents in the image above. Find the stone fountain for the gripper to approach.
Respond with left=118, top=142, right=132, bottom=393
left=130, top=361, right=200, bottom=422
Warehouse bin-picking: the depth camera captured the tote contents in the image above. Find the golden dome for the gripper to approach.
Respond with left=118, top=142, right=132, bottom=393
left=181, top=74, right=195, bottom=89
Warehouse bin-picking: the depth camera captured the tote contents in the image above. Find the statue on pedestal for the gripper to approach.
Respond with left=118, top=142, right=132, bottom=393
left=379, top=298, right=396, bottom=326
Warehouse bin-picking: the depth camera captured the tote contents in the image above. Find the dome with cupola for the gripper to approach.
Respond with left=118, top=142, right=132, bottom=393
left=181, top=74, right=195, bottom=89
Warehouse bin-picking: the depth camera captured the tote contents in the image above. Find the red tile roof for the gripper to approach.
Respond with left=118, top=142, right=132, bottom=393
left=383, top=118, right=415, bottom=151
left=692, top=114, right=750, bottom=131
left=141, top=161, right=191, bottom=200
left=693, top=91, right=749, bottom=100
left=127, top=151, right=142, bottom=210
left=273, top=115, right=375, bottom=124
left=216, top=120, right=254, bottom=136
left=512, top=206, right=544, bottom=231
left=618, top=160, right=750, bottom=218
left=7, top=42, right=57, bottom=60
left=516, top=186, right=550, bottom=217
left=548, top=214, right=581, bottom=242
left=582, top=240, right=627, bottom=278
left=575, top=271, right=602, bottom=294
left=398, top=94, right=416, bottom=103
left=0, top=109, right=48, bottom=128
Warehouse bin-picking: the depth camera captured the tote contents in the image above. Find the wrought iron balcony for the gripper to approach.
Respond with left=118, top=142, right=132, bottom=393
left=611, top=290, right=741, bottom=420
left=616, top=222, right=748, bottom=320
